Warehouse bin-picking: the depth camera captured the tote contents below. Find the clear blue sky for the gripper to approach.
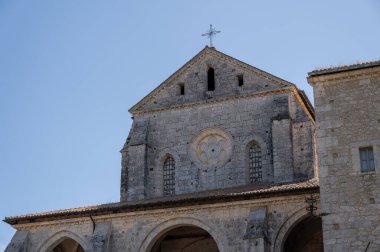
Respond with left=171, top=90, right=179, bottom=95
left=1, top=0, right=379, bottom=248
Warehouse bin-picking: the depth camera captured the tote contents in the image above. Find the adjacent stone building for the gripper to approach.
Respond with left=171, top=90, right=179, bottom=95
left=3, top=47, right=379, bottom=252
left=308, top=61, right=380, bottom=251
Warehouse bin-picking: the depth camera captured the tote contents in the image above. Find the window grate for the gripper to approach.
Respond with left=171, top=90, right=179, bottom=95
left=249, top=143, right=262, bottom=182
left=163, top=157, right=175, bottom=195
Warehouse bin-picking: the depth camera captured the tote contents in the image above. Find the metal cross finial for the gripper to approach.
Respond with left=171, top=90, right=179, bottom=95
left=202, top=24, right=221, bottom=47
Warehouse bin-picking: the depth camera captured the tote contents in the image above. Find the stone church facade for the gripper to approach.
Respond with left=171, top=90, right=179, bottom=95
left=4, top=47, right=380, bottom=252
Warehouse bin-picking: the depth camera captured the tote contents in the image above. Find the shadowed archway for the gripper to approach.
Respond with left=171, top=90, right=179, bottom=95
left=150, top=225, right=219, bottom=252
left=283, top=216, right=323, bottom=252
left=49, top=237, right=85, bottom=252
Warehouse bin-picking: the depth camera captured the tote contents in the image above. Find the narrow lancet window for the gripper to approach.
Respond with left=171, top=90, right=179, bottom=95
left=249, top=142, right=262, bottom=182
left=238, top=75, right=244, bottom=86
left=179, top=83, right=185, bottom=95
left=163, top=156, right=175, bottom=195
left=207, top=67, right=215, bottom=91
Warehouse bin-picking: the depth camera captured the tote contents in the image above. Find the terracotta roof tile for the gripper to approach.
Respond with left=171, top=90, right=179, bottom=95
left=4, top=178, right=319, bottom=225
left=308, top=60, right=380, bottom=77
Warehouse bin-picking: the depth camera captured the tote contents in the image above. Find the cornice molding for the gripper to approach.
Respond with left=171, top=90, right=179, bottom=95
left=290, top=89, right=315, bottom=125
left=12, top=193, right=313, bottom=230
left=132, top=87, right=293, bottom=117
left=307, top=66, right=380, bottom=86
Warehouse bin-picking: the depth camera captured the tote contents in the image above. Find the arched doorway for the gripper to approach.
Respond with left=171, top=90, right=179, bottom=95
left=283, top=216, right=323, bottom=252
left=149, top=225, right=219, bottom=252
left=49, top=238, right=85, bottom=252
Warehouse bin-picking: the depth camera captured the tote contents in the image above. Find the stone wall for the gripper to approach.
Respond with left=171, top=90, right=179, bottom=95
left=6, top=195, right=316, bottom=252
left=309, top=67, right=380, bottom=252
left=122, top=90, right=314, bottom=201
left=120, top=48, right=315, bottom=201
left=134, top=49, right=283, bottom=112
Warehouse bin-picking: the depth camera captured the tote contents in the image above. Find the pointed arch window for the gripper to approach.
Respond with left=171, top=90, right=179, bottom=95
left=163, top=156, right=175, bottom=195
left=207, top=67, right=215, bottom=91
left=249, top=142, right=262, bottom=182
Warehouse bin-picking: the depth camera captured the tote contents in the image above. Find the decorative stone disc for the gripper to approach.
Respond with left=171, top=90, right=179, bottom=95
left=190, top=128, right=232, bottom=169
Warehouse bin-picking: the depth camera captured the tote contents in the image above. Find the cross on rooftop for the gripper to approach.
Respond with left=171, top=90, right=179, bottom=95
left=202, top=24, right=221, bottom=47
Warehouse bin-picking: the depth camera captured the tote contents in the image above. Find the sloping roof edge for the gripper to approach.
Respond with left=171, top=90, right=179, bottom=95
left=4, top=178, right=319, bottom=226
left=308, top=60, right=380, bottom=77
left=129, top=46, right=297, bottom=114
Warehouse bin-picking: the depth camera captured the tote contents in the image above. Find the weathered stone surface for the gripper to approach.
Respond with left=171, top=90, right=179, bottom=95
left=90, top=221, right=112, bottom=252
left=6, top=195, right=315, bottom=252
left=5, top=231, right=29, bottom=252
left=244, top=207, right=267, bottom=240
left=308, top=64, right=380, bottom=252
left=121, top=48, right=315, bottom=201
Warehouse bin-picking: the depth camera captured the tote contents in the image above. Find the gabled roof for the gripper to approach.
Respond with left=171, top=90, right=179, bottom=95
left=129, top=46, right=296, bottom=114
left=4, top=178, right=319, bottom=225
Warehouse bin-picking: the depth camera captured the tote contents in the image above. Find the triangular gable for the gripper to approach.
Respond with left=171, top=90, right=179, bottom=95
left=129, top=46, right=295, bottom=114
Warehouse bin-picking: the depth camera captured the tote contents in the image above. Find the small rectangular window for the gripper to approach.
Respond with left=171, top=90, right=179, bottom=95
left=179, top=84, right=185, bottom=95
left=238, top=75, right=244, bottom=86
left=359, top=147, right=375, bottom=172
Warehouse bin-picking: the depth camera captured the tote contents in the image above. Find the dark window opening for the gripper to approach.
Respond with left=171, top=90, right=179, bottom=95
left=207, top=67, right=215, bottom=91
left=179, top=83, right=185, bottom=95
left=163, top=156, right=175, bottom=195
left=360, top=147, right=375, bottom=172
left=249, top=142, right=262, bottom=182
left=238, top=75, right=244, bottom=86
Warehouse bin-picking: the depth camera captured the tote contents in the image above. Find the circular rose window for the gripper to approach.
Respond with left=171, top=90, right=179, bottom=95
left=190, top=128, right=232, bottom=169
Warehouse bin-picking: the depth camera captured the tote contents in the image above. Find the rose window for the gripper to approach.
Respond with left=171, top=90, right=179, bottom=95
left=190, top=128, right=232, bottom=169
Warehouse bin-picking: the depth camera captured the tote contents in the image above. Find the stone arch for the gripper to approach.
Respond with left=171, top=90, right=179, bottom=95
left=283, top=215, right=323, bottom=252
left=154, top=148, right=181, bottom=171
left=37, top=230, right=90, bottom=252
left=137, top=216, right=226, bottom=252
left=272, top=207, right=317, bottom=252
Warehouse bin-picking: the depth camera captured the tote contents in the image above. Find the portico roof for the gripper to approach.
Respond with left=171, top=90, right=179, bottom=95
left=4, top=178, right=319, bottom=226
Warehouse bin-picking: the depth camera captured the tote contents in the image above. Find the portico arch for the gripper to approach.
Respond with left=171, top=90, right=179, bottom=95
left=283, top=215, right=323, bottom=252
left=273, top=207, right=323, bottom=252
left=273, top=207, right=310, bottom=252
left=37, top=230, right=90, bottom=252
left=138, top=216, right=226, bottom=252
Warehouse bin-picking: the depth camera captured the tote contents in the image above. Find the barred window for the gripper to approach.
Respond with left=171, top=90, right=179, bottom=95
left=249, top=142, right=262, bottom=182
left=163, top=156, right=175, bottom=195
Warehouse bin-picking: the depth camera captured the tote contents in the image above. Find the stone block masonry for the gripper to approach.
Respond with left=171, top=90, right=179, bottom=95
left=121, top=47, right=315, bottom=201
left=308, top=62, right=380, bottom=252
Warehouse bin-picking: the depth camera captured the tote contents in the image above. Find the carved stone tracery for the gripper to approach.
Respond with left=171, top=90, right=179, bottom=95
left=190, top=128, right=232, bottom=169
